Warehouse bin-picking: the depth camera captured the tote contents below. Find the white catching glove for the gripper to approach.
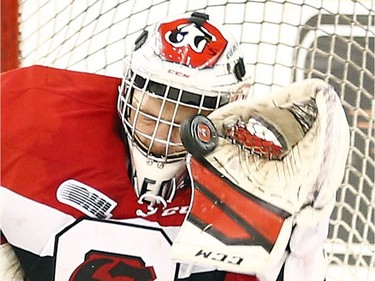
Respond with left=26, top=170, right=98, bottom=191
left=172, top=79, right=349, bottom=280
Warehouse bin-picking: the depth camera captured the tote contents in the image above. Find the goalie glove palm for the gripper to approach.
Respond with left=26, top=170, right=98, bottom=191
left=172, top=79, right=349, bottom=277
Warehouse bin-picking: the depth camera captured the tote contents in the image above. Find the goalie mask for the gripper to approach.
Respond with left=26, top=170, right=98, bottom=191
left=117, top=12, right=250, bottom=213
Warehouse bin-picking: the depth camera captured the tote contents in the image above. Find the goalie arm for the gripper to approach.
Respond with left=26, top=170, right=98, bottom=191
left=281, top=197, right=335, bottom=281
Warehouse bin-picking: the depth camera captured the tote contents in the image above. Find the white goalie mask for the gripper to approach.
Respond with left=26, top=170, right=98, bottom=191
left=117, top=12, right=250, bottom=211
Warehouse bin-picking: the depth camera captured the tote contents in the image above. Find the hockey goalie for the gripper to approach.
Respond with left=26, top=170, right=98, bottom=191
left=0, top=71, right=349, bottom=281
left=1, top=12, right=349, bottom=281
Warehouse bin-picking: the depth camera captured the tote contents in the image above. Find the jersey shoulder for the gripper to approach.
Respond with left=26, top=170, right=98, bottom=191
left=1, top=65, right=131, bottom=216
left=1, top=65, right=121, bottom=96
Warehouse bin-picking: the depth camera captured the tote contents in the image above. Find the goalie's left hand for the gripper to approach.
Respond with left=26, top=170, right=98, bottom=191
left=172, top=79, right=350, bottom=280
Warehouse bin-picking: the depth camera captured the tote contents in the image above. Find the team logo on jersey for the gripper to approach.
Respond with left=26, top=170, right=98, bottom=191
left=158, top=17, right=227, bottom=68
left=69, top=250, right=156, bottom=281
left=54, top=219, right=179, bottom=280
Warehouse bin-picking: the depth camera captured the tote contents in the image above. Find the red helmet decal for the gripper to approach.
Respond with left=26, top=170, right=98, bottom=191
left=158, top=18, right=228, bottom=68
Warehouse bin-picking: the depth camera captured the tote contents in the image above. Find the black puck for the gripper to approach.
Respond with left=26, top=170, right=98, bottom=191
left=180, top=115, right=218, bottom=157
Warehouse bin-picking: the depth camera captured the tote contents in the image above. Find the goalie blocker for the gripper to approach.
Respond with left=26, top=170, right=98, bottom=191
left=173, top=79, right=350, bottom=281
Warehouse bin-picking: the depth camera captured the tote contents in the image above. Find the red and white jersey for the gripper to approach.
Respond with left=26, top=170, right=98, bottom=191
left=0, top=66, right=258, bottom=281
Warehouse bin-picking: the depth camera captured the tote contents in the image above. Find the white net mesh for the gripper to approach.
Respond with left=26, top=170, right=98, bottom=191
left=17, top=0, right=374, bottom=280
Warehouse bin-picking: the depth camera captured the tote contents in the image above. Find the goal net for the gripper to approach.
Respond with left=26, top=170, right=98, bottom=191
left=15, top=0, right=375, bottom=280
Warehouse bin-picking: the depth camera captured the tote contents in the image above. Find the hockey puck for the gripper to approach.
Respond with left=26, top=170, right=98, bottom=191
left=180, top=115, right=218, bottom=157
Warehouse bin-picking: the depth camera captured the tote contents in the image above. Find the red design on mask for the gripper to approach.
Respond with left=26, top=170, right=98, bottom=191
left=158, top=18, right=228, bottom=68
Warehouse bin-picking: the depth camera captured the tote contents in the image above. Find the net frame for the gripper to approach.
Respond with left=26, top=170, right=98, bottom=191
left=14, top=0, right=375, bottom=280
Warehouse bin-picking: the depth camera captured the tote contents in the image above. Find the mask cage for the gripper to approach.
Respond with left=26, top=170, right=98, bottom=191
left=118, top=62, right=239, bottom=163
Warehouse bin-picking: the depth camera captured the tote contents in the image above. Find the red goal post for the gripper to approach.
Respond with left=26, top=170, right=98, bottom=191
left=1, top=0, right=19, bottom=72
left=6, top=0, right=375, bottom=280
